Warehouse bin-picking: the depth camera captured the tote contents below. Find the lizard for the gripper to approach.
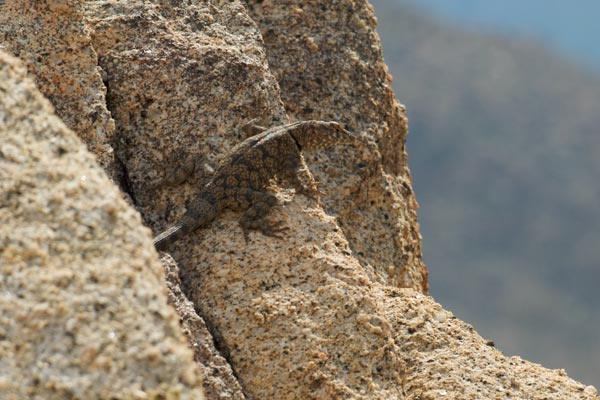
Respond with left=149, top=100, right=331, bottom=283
left=152, top=120, right=363, bottom=250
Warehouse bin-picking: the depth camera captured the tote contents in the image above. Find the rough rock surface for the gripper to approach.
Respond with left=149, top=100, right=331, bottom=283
left=84, top=0, right=287, bottom=231
left=162, top=254, right=245, bottom=400
left=0, top=51, right=204, bottom=399
left=0, top=0, right=117, bottom=178
left=246, top=0, right=428, bottom=291
left=182, top=195, right=598, bottom=399
left=0, top=0, right=598, bottom=399
left=382, top=289, right=599, bottom=399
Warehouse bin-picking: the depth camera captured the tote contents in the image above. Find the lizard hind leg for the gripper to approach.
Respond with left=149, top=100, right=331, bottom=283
left=237, top=189, right=289, bottom=242
left=282, top=155, right=325, bottom=203
left=291, top=164, right=326, bottom=206
left=156, top=151, right=214, bottom=188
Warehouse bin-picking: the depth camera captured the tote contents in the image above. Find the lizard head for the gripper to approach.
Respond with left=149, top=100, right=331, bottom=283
left=289, top=120, right=361, bottom=151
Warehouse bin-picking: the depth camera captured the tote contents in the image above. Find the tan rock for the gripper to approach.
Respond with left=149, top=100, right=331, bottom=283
left=182, top=195, right=598, bottom=398
left=183, top=197, right=408, bottom=398
left=0, top=0, right=117, bottom=179
left=0, top=50, right=203, bottom=399
left=0, top=0, right=597, bottom=399
left=162, top=254, right=245, bottom=400
left=83, top=0, right=286, bottom=232
left=247, top=0, right=428, bottom=292
left=382, top=288, right=599, bottom=399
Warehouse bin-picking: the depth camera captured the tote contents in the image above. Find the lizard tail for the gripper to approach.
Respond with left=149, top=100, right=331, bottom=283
left=153, top=222, right=186, bottom=251
left=152, top=193, right=218, bottom=251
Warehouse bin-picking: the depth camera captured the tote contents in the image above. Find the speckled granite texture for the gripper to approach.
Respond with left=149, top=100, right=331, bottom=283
left=0, top=0, right=598, bottom=399
left=0, top=50, right=204, bottom=399
left=0, top=0, right=116, bottom=178
left=247, top=0, right=427, bottom=290
left=162, top=253, right=245, bottom=400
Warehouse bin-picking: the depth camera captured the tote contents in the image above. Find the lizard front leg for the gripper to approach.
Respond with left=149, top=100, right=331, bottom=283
left=233, top=189, right=289, bottom=242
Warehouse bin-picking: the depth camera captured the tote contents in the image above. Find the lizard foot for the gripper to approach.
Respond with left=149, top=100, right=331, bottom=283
left=240, top=218, right=289, bottom=243
left=296, top=185, right=326, bottom=205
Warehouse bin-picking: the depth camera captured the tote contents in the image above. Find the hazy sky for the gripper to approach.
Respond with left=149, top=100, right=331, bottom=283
left=404, top=0, right=600, bottom=72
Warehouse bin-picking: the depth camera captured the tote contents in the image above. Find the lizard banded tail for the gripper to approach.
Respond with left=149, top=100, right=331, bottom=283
left=153, top=222, right=187, bottom=251
left=152, top=194, right=218, bottom=250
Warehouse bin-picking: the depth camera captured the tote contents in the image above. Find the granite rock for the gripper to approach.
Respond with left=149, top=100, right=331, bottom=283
left=0, top=0, right=597, bottom=399
left=0, top=0, right=117, bottom=179
left=247, top=0, right=428, bottom=291
left=84, top=0, right=286, bottom=231
left=162, top=253, right=245, bottom=400
left=0, top=50, right=204, bottom=399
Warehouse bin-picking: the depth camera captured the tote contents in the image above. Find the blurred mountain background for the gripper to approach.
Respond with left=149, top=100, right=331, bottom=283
left=369, top=0, right=600, bottom=386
